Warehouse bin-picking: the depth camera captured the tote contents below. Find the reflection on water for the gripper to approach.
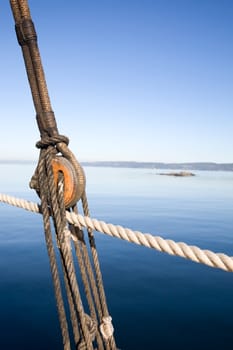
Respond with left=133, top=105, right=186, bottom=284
left=0, top=164, right=233, bottom=349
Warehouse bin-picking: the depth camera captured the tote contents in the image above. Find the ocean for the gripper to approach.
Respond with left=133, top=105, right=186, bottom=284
left=0, top=163, right=233, bottom=350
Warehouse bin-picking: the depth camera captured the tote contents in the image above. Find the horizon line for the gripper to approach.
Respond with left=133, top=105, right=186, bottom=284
left=0, top=159, right=232, bottom=165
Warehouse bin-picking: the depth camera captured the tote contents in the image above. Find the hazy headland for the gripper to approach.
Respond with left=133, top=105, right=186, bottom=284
left=1, top=160, right=233, bottom=171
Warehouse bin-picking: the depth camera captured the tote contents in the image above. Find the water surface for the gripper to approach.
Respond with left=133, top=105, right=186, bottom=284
left=0, top=164, right=233, bottom=349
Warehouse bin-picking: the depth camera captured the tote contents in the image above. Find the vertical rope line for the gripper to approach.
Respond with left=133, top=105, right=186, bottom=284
left=70, top=225, right=105, bottom=350
left=71, top=227, right=97, bottom=320
left=46, top=153, right=94, bottom=350
left=81, top=194, right=106, bottom=314
left=60, top=255, right=81, bottom=346
left=10, top=0, right=43, bottom=116
left=16, top=0, right=54, bottom=113
left=9, top=0, right=21, bottom=21
left=74, top=225, right=105, bottom=321
left=55, top=176, right=81, bottom=347
left=37, top=152, right=71, bottom=350
left=56, top=175, right=81, bottom=346
left=26, top=35, right=53, bottom=113
left=16, top=0, right=31, bottom=18
left=81, top=193, right=117, bottom=350
left=10, top=0, right=59, bottom=140
left=21, top=46, right=43, bottom=115
left=70, top=208, right=108, bottom=334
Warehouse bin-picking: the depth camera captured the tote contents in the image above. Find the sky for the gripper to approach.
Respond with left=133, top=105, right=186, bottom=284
left=0, top=0, right=233, bottom=163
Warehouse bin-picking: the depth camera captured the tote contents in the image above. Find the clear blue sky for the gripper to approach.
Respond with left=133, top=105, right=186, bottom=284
left=0, top=0, right=233, bottom=162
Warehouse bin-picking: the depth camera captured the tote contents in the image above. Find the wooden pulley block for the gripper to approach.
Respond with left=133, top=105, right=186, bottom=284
left=51, top=156, right=83, bottom=208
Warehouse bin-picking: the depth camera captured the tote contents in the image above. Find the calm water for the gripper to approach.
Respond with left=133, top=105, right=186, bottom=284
left=0, top=164, right=233, bottom=350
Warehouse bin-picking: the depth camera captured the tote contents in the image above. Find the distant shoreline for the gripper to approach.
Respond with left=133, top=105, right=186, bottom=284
left=1, top=160, right=233, bottom=171
left=82, top=161, right=233, bottom=171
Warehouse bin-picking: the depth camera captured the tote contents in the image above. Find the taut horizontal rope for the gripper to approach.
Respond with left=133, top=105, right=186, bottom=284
left=1, top=193, right=233, bottom=272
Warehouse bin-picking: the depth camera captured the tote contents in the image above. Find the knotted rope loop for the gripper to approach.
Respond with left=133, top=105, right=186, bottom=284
left=85, top=314, right=97, bottom=341
left=78, top=314, right=97, bottom=350
left=100, top=317, right=114, bottom=341
left=36, top=134, right=69, bottom=149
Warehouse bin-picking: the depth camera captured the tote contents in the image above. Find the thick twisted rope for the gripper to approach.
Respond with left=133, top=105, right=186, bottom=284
left=9, top=2, right=116, bottom=349
left=70, top=224, right=105, bottom=350
left=1, top=193, right=233, bottom=272
left=44, top=150, right=94, bottom=350
left=36, top=151, right=71, bottom=350
left=81, top=193, right=116, bottom=350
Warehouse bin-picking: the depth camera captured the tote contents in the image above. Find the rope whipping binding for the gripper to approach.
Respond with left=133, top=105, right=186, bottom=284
left=9, top=1, right=117, bottom=349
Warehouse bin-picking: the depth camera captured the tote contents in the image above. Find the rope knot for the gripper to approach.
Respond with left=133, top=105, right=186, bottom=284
left=77, top=314, right=97, bottom=350
left=36, top=134, right=69, bottom=149
left=99, top=316, right=114, bottom=340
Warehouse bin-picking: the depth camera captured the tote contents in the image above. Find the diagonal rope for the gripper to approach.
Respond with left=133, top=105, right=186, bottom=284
left=37, top=151, right=71, bottom=350
left=9, top=1, right=117, bottom=349
left=44, top=149, right=95, bottom=350
left=69, top=223, right=105, bottom=350
left=1, top=193, right=233, bottom=272
left=81, top=193, right=116, bottom=350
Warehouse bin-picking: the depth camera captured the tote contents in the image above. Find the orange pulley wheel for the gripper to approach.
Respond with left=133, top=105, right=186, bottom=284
left=51, top=156, right=82, bottom=208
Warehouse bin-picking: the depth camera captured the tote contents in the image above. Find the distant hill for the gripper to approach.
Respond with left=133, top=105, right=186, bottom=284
left=1, top=160, right=233, bottom=171
left=81, top=161, right=233, bottom=171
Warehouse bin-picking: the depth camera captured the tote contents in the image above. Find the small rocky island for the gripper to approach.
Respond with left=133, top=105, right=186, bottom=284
left=158, top=171, right=195, bottom=177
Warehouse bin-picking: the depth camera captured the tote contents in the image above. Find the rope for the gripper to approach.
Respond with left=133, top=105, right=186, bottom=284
left=37, top=150, right=71, bottom=350
left=70, top=224, right=105, bottom=350
left=10, top=1, right=117, bottom=348
left=81, top=193, right=117, bottom=350
left=7, top=3, right=230, bottom=350
left=1, top=193, right=233, bottom=273
left=44, top=150, right=94, bottom=350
